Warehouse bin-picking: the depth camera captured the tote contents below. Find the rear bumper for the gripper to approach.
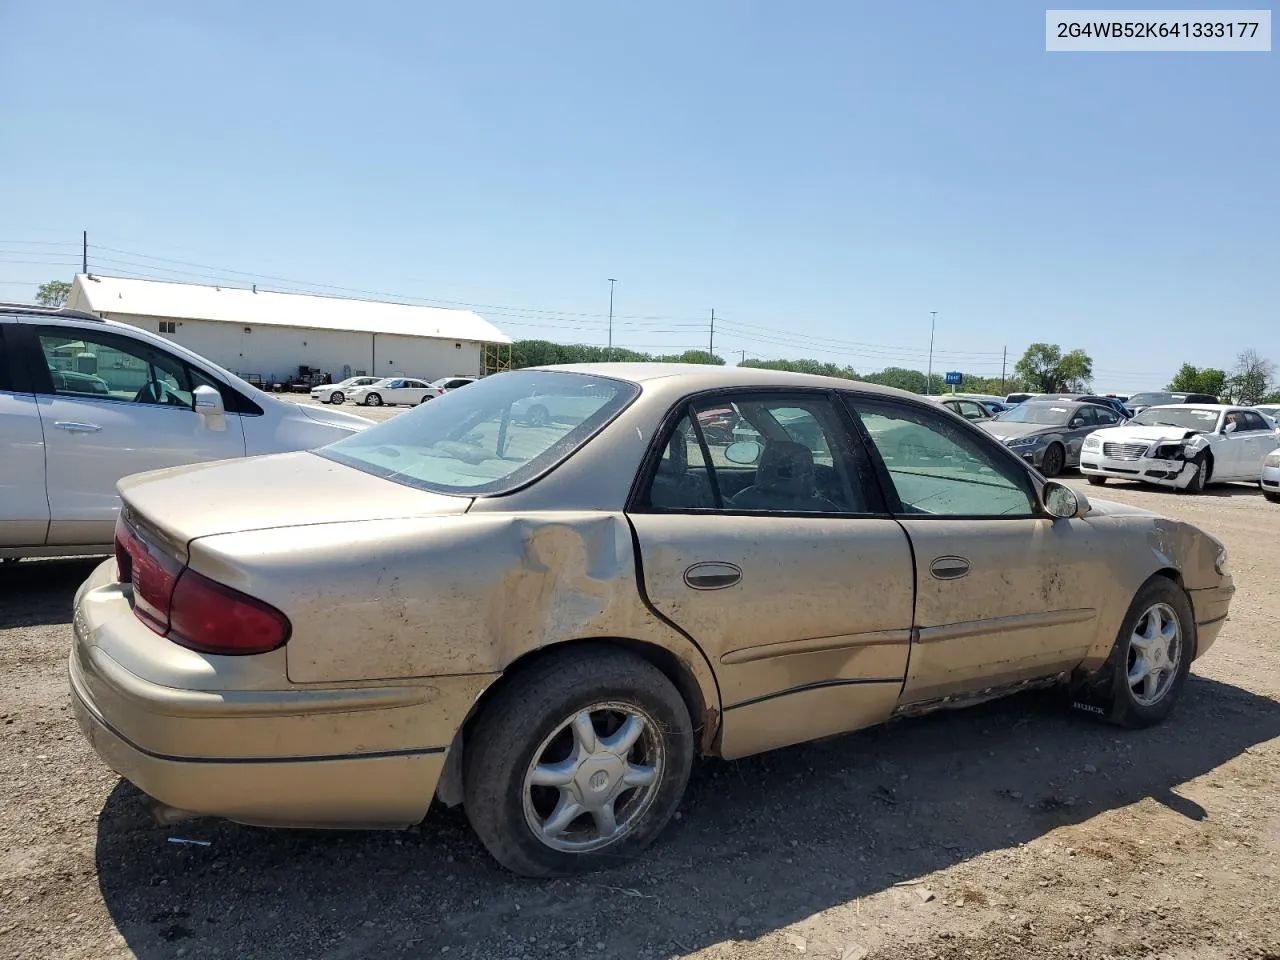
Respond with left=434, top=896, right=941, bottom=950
left=69, top=560, right=491, bottom=829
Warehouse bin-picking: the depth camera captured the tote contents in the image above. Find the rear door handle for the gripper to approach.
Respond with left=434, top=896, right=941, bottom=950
left=684, top=561, right=742, bottom=590
left=53, top=421, right=102, bottom=433
left=929, top=556, right=970, bottom=581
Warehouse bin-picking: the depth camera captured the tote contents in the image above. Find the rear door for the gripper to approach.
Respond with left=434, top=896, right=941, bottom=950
left=1234, top=410, right=1276, bottom=479
left=25, top=323, right=247, bottom=547
left=628, top=391, right=915, bottom=760
left=845, top=394, right=1100, bottom=706
left=0, top=321, right=50, bottom=547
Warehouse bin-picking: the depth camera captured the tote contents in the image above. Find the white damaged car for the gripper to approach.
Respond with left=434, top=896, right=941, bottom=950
left=1081, top=404, right=1280, bottom=493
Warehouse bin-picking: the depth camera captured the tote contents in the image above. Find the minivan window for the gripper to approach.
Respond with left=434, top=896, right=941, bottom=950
left=320, top=370, right=639, bottom=495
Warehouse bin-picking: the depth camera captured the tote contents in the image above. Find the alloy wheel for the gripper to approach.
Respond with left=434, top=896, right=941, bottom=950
left=521, top=702, right=665, bottom=853
left=1126, top=602, right=1183, bottom=707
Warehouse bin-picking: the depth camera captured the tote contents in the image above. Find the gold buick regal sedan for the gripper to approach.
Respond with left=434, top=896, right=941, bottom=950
left=70, top=364, right=1235, bottom=876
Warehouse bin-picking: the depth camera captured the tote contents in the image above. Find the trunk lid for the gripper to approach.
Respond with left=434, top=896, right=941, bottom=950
left=117, top=450, right=471, bottom=542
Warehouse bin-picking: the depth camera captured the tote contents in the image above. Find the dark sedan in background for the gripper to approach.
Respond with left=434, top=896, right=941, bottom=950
left=983, top=399, right=1126, bottom=477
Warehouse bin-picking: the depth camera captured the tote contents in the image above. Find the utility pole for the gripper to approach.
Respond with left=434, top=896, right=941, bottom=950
left=709, top=308, right=715, bottom=357
left=927, top=311, right=937, bottom=395
left=740, top=349, right=747, bottom=365
left=82, top=230, right=87, bottom=275
left=607, top=279, right=616, bottom=360
left=1001, top=346, right=1007, bottom=394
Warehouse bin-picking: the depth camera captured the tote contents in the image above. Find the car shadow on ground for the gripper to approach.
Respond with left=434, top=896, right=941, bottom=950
left=94, top=675, right=1280, bottom=960
left=0, top=557, right=103, bottom=629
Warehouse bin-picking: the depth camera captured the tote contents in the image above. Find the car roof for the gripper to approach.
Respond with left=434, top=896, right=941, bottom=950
left=0, top=302, right=105, bottom=324
left=1142, top=403, right=1238, bottom=412
left=525, top=362, right=919, bottom=399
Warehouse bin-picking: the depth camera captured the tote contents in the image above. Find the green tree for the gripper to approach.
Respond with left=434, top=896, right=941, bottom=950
left=740, top=358, right=859, bottom=379
left=1167, top=364, right=1227, bottom=398
left=36, top=279, right=71, bottom=308
left=652, top=349, right=725, bottom=365
left=1014, top=343, right=1094, bottom=392
left=1224, top=349, right=1275, bottom=406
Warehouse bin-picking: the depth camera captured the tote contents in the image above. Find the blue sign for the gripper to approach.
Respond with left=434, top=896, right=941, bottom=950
left=945, top=371, right=963, bottom=386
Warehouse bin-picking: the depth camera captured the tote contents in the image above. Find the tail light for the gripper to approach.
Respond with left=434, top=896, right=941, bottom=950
left=113, top=512, right=290, bottom=655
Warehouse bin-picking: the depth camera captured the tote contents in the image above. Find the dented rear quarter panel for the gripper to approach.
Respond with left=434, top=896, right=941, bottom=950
left=186, top=511, right=719, bottom=709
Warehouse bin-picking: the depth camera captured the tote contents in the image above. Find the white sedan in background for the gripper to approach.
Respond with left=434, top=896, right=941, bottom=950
left=1262, top=447, right=1280, bottom=503
left=1081, top=405, right=1280, bottom=493
left=344, top=377, right=436, bottom=407
left=427, top=376, right=477, bottom=398
left=311, top=376, right=381, bottom=405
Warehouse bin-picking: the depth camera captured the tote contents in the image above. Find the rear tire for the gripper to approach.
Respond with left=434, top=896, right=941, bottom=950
left=1096, top=578, right=1195, bottom=729
left=1040, top=443, right=1065, bottom=479
left=463, top=647, right=694, bottom=878
left=1087, top=476, right=1107, bottom=487
left=526, top=404, right=551, bottom=427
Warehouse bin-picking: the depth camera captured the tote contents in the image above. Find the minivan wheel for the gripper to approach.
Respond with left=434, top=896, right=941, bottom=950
left=364, top=393, right=383, bottom=407
left=463, top=647, right=694, bottom=877
left=1102, top=578, right=1195, bottom=728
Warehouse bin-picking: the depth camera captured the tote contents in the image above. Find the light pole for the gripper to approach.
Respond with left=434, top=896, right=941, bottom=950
left=927, top=311, right=937, bottom=395
left=607, top=278, right=617, bottom=360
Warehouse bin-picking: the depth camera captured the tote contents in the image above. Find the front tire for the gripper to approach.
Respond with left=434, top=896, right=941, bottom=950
left=364, top=392, right=383, bottom=407
left=1265, top=490, right=1280, bottom=504
left=1040, top=443, right=1065, bottom=479
left=463, top=647, right=694, bottom=878
left=1183, top=455, right=1208, bottom=494
left=1087, top=475, right=1107, bottom=487
left=329, top=391, right=345, bottom=404
left=1102, top=578, right=1195, bottom=728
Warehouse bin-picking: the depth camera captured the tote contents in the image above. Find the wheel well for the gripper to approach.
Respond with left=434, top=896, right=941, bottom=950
left=433, top=637, right=711, bottom=808
left=1151, top=567, right=1198, bottom=657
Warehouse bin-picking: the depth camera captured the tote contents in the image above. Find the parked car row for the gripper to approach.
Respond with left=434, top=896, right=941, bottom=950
left=312, top=375, right=476, bottom=406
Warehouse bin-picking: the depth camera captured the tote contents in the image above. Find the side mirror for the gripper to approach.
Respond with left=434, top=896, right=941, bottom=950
left=193, top=385, right=227, bottom=431
left=1042, top=480, right=1089, bottom=519
left=724, top=440, right=762, bottom=465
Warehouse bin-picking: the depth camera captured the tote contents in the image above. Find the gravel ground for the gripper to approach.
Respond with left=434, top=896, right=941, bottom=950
left=2, top=477, right=1278, bottom=960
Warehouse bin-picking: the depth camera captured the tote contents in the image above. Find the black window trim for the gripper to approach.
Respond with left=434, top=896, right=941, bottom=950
left=625, top=386, right=891, bottom=519
left=838, top=391, right=1049, bottom=522
left=23, top=322, right=263, bottom=416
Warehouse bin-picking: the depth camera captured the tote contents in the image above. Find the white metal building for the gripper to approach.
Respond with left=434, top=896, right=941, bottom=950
left=66, top=274, right=512, bottom=384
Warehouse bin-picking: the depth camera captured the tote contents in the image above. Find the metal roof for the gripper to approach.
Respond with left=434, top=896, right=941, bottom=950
left=68, top=274, right=512, bottom=344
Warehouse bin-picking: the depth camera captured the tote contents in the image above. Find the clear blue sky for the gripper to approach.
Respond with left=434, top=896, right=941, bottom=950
left=1, top=1, right=1275, bottom=391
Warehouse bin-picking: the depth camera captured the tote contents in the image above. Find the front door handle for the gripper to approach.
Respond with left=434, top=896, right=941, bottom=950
left=929, top=556, right=970, bottom=581
left=684, top=561, right=742, bottom=590
left=53, top=421, right=103, bottom=433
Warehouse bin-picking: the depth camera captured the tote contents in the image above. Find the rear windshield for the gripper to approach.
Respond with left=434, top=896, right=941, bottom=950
left=1127, top=392, right=1182, bottom=407
left=319, top=370, right=638, bottom=495
left=994, top=402, right=1073, bottom=425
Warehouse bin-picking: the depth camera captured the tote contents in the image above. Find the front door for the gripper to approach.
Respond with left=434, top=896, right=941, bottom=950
left=29, top=325, right=247, bottom=547
left=1229, top=410, right=1277, bottom=480
left=846, top=395, right=1100, bottom=705
left=628, top=392, right=915, bottom=759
